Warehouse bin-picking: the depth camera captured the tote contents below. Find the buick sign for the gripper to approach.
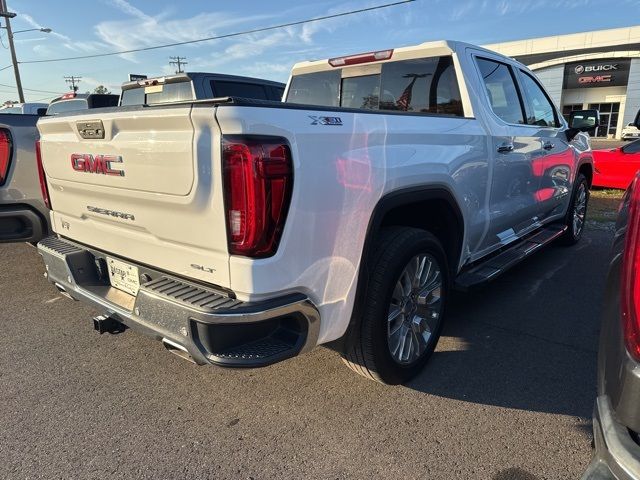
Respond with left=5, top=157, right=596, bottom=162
left=564, top=59, right=630, bottom=89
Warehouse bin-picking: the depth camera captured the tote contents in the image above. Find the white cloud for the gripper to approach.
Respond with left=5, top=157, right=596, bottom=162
left=102, top=0, right=152, bottom=21
left=450, top=0, right=599, bottom=20
left=81, top=75, right=121, bottom=93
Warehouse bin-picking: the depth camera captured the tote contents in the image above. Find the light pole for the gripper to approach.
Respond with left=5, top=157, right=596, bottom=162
left=13, top=28, right=52, bottom=34
left=0, top=0, right=51, bottom=103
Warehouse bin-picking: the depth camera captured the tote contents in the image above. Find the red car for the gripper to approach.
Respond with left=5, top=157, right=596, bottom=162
left=593, top=139, right=640, bottom=189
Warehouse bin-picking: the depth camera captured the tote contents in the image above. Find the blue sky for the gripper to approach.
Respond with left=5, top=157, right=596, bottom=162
left=1, top=0, right=638, bottom=102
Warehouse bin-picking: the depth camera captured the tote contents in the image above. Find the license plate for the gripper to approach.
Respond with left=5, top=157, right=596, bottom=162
left=106, top=257, right=140, bottom=296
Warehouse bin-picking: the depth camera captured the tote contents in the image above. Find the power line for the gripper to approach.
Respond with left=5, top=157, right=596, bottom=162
left=0, top=81, right=59, bottom=94
left=18, top=0, right=415, bottom=64
left=169, top=56, right=187, bottom=73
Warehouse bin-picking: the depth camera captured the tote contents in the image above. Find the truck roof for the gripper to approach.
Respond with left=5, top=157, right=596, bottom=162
left=120, top=72, right=285, bottom=90
left=290, top=40, right=506, bottom=76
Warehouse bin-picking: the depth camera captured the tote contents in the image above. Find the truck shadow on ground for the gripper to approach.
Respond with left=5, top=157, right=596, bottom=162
left=402, top=229, right=611, bottom=419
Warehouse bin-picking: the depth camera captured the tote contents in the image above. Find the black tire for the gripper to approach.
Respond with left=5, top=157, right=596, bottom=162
left=558, top=173, right=589, bottom=246
left=342, top=227, right=449, bottom=385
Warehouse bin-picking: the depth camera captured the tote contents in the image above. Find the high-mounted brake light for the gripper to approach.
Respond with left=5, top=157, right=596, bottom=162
left=0, top=128, right=12, bottom=186
left=61, top=92, right=76, bottom=100
left=137, top=78, right=164, bottom=87
left=328, top=49, right=393, bottom=67
left=622, top=173, right=640, bottom=360
left=35, top=140, right=51, bottom=209
left=222, top=136, right=293, bottom=258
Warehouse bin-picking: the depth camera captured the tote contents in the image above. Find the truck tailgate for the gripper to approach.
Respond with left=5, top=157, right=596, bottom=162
left=37, top=105, right=231, bottom=288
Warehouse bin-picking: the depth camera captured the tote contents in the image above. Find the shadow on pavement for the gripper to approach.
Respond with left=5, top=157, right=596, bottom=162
left=402, top=228, right=612, bottom=418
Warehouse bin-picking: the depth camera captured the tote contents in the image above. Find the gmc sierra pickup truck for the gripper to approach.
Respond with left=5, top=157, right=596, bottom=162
left=36, top=40, right=598, bottom=384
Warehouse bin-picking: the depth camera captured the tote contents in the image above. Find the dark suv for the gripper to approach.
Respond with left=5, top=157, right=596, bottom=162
left=584, top=171, right=640, bottom=479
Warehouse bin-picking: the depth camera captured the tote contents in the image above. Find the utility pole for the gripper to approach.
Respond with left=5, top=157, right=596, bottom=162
left=169, top=56, right=187, bottom=74
left=0, top=0, right=23, bottom=103
left=64, top=76, right=82, bottom=92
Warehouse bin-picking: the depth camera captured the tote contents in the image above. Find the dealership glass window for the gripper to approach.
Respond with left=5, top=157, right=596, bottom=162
left=589, top=102, right=621, bottom=138
left=518, top=70, right=559, bottom=127
left=475, top=58, right=525, bottom=125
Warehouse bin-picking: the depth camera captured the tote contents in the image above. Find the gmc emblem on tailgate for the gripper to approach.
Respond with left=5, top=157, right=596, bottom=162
left=71, top=154, right=124, bottom=176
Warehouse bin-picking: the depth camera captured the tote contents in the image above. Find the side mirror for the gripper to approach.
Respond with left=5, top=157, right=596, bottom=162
left=36, top=108, right=47, bottom=117
left=569, top=109, right=600, bottom=133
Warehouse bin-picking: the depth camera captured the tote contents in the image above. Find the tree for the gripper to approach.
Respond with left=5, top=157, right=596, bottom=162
left=93, top=85, right=111, bottom=94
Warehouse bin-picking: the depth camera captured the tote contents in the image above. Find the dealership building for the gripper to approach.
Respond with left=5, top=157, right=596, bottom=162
left=485, top=25, right=640, bottom=139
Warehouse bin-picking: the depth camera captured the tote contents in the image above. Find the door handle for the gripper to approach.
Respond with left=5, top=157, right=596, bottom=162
left=497, top=143, right=514, bottom=153
left=543, top=141, right=555, bottom=151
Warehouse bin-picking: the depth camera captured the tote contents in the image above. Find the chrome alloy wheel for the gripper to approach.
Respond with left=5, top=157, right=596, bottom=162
left=573, top=183, right=587, bottom=237
left=387, top=254, right=443, bottom=365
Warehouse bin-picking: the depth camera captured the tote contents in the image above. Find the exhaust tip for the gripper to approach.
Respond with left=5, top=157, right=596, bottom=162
left=162, top=338, right=195, bottom=364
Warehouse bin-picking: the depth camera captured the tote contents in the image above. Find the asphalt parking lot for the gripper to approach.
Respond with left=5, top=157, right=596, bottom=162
left=0, top=222, right=614, bottom=479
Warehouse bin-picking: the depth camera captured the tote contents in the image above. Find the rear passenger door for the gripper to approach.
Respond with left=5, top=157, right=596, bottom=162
left=515, top=68, right=574, bottom=220
left=474, top=56, right=546, bottom=252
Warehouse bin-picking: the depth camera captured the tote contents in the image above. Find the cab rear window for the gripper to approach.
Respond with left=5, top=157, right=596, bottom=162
left=46, top=99, right=88, bottom=115
left=286, top=56, right=464, bottom=116
left=120, top=82, right=194, bottom=106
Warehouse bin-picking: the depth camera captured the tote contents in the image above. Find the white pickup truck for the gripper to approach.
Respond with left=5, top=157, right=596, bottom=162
left=36, top=40, right=597, bottom=384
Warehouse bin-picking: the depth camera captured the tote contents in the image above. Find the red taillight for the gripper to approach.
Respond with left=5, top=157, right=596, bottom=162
left=0, top=128, right=12, bottom=186
left=328, top=49, right=393, bottom=67
left=222, top=137, right=293, bottom=258
left=35, top=140, right=51, bottom=209
left=61, top=92, right=76, bottom=99
left=622, top=173, right=640, bottom=360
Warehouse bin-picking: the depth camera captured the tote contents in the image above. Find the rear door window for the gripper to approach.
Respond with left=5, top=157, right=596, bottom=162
left=518, top=70, right=559, bottom=127
left=211, top=81, right=269, bottom=100
left=88, top=95, right=119, bottom=109
left=476, top=57, right=525, bottom=125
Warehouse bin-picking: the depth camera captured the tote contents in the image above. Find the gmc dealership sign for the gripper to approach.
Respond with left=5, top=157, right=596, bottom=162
left=564, top=59, right=630, bottom=89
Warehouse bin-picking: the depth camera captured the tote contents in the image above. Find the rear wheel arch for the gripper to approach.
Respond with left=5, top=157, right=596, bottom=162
left=371, top=186, right=465, bottom=276
left=337, top=186, right=465, bottom=347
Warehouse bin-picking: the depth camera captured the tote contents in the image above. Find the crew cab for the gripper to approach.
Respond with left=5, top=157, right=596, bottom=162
left=36, top=40, right=597, bottom=384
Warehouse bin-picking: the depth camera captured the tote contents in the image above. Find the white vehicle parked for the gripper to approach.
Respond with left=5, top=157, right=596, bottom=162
left=0, top=102, right=48, bottom=115
left=622, top=122, right=640, bottom=141
left=36, top=40, right=597, bottom=384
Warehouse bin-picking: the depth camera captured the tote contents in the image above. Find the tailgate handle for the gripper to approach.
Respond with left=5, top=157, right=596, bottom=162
left=77, top=120, right=105, bottom=139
